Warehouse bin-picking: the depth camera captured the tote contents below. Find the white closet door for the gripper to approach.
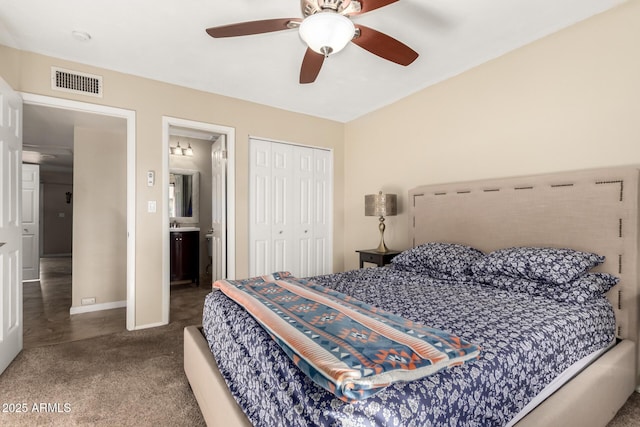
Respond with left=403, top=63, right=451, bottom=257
left=313, top=149, right=332, bottom=275
left=249, top=139, right=272, bottom=276
left=293, top=146, right=314, bottom=277
left=270, top=142, right=294, bottom=273
left=249, top=138, right=332, bottom=278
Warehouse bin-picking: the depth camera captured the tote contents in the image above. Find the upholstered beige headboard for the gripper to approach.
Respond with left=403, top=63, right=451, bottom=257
left=409, top=167, right=640, bottom=384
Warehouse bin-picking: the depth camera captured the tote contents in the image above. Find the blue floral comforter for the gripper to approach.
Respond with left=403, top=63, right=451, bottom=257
left=213, top=271, right=481, bottom=402
left=202, top=267, right=615, bottom=427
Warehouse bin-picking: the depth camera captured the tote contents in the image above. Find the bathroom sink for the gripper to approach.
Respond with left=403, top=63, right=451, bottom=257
left=170, top=226, right=200, bottom=232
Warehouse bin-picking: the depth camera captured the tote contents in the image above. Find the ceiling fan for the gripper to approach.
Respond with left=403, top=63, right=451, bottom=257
left=205, top=0, right=419, bottom=84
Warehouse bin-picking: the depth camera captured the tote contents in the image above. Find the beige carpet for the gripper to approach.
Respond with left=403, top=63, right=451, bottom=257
left=0, top=319, right=205, bottom=426
left=608, top=391, right=640, bottom=427
left=1, top=318, right=639, bottom=426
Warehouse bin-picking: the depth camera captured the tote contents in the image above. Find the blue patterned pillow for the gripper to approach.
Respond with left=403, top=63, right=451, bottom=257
left=391, top=242, right=484, bottom=277
left=476, top=272, right=618, bottom=304
left=471, top=247, right=605, bottom=285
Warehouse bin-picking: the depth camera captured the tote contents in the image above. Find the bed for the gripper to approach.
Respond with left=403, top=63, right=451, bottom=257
left=184, top=166, right=639, bottom=426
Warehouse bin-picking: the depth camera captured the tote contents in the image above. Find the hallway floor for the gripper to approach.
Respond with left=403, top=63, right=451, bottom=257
left=23, top=257, right=211, bottom=349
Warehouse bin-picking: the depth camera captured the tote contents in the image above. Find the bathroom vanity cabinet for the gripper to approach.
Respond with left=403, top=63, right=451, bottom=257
left=170, top=230, right=199, bottom=285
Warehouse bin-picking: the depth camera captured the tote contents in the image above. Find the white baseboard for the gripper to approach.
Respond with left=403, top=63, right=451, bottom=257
left=70, top=300, right=126, bottom=315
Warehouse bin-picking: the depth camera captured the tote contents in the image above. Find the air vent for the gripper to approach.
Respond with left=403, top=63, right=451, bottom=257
left=51, top=67, right=103, bottom=98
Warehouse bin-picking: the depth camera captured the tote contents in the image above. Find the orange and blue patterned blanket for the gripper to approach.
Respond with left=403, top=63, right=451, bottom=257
left=213, top=271, right=481, bottom=401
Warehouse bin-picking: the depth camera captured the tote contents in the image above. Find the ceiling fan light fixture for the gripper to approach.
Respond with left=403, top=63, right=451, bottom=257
left=299, top=11, right=355, bottom=57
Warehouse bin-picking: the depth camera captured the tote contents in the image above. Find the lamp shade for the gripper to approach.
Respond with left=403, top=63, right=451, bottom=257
left=171, top=142, right=183, bottom=156
left=299, top=12, right=355, bottom=56
left=365, top=192, right=397, bottom=217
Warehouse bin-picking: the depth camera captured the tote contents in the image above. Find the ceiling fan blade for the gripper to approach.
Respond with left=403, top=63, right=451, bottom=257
left=300, top=48, right=325, bottom=84
left=206, top=18, right=300, bottom=38
left=351, top=0, right=399, bottom=15
left=352, top=24, right=418, bottom=66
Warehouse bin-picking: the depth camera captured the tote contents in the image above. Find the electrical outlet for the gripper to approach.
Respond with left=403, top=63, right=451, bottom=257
left=81, top=297, right=96, bottom=305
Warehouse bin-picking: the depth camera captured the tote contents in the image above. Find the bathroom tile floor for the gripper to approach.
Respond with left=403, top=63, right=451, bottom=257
left=23, top=257, right=211, bottom=349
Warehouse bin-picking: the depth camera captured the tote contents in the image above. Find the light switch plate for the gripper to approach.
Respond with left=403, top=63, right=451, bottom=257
left=148, top=200, right=157, bottom=213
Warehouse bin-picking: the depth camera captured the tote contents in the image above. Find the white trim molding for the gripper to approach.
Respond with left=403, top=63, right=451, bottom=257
left=70, top=300, right=126, bottom=315
left=161, top=116, right=236, bottom=325
left=20, top=92, right=137, bottom=331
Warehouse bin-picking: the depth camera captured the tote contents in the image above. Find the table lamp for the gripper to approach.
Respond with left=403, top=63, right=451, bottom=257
left=364, top=191, right=397, bottom=253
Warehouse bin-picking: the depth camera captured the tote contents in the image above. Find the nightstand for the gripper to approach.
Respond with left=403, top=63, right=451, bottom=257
left=356, top=249, right=401, bottom=268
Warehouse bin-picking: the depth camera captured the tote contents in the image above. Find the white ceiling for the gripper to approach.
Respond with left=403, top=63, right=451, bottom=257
left=21, top=105, right=217, bottom=171
left=0, top=0, right=625, bottom=124
left=22, top=104, right=126, bottom=171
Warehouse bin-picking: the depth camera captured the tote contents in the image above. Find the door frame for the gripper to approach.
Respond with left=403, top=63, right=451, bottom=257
left=21, top=93, right=137, bottom=331
left=161, top=116, right=235, bottom=324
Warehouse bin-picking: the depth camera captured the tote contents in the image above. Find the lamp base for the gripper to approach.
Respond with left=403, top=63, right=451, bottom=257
left=376, top=216, right=389, bottom=253
left=375, top=241, right=390, bottom=253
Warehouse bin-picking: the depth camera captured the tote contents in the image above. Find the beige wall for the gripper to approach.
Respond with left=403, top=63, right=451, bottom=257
left=0, top=45, right=21, bottom=89
left=3, top=0, right=637, bottom=325
left=0, top=45, right=344, bottom=327
left=41, top=171, right=73, bottom=256
left=72, top=127, right=127, bottom=309
left=343, top=1, right=640, bottom=270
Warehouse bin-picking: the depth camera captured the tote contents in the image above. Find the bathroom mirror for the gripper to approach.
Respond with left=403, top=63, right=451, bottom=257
left=169, top=169, right=199, bottom=225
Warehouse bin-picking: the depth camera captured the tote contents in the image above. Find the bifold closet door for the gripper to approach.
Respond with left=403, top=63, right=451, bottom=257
left=249, top=139, right=294, bottom=276
left=249, top=138, right=332, bottom=277
left=311, top=148, right=332, bottom=276
left=270, top=142, right=295, bottom=273
left=294, top=147, right=332, bottom=277
left=293, top=146, right=314, bottom=277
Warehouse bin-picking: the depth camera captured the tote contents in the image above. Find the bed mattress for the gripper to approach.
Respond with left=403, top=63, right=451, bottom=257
left=202, top=267, right=615, bottom=427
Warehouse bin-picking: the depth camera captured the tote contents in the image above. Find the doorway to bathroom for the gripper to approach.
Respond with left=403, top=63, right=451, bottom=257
left=161, top=117, right=235, bottom=323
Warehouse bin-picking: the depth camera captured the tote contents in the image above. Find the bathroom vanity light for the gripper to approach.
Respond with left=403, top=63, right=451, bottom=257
left=171, top=142, right=183, bottom=156
left=170, top=141, right=194, bottom=156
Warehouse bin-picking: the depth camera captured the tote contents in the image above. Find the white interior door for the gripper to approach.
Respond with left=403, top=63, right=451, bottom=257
left=211, top=135, right=226, bottom=280
left=22, top=163, right=39, bottom=281
left=249, top=138, right=273, bottom=276
left=270, top=142, right=294, bottom=273
left=293, top=146, right=314, bottom=277
left=312, top=149, right=332, bottom=275
left=249, top=138, right=332, bottom=278
left=0, top=77, right=23, bottom=374
left=249, top=138, right=295, bottom=276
